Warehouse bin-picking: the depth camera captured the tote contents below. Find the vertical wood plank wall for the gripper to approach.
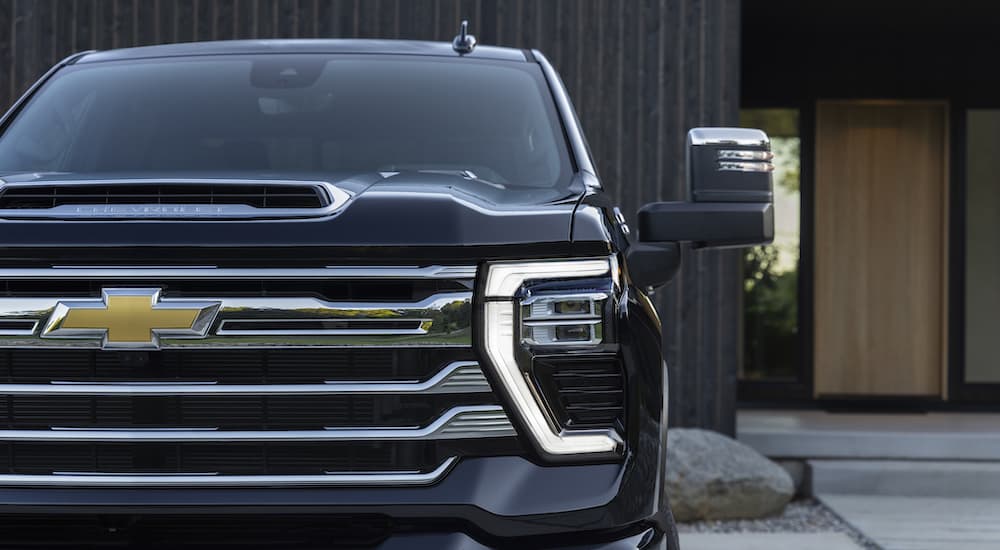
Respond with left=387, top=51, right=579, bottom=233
left=0, top=0, right=742, bottom=434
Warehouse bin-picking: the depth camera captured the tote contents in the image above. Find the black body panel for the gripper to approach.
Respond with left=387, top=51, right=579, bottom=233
left=0, top=173, right=589, bottom=250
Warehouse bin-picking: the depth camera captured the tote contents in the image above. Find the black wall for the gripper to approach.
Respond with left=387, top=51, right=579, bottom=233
left=0, top=0, right=743, bottom=434
left=743, top=0, right=1000, bottom=105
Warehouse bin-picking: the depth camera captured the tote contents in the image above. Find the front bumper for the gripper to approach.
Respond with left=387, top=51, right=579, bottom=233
left=0, top=519, right=667, bottom=549
left=0, top=458, right=631, bottom=536
left=374, top=529, right=667, bottom=549
left=0, top=457, right=675, bottom=548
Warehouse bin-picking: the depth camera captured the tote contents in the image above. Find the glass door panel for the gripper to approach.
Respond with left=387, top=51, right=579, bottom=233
left=965, top=109, right=1000, bottom=383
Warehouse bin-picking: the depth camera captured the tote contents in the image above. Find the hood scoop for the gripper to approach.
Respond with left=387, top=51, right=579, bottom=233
left=0, top=179, right=351, bottom=219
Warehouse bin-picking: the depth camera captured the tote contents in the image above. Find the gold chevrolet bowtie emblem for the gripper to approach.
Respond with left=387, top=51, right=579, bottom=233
left=41, top=288, right=221, bottom=349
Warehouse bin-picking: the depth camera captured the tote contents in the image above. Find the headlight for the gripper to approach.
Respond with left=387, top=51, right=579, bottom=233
left=481, top=258, right=623, bottom=458
left=521, top=293, right=607, bottom=346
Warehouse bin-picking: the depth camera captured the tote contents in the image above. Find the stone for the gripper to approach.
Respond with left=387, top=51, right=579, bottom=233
left=667, top=428, right=794, bottom=521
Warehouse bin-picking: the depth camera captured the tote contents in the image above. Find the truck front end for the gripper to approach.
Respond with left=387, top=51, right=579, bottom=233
left=0, top=36, right=774, bottom=549
left=0, top=39, right=677, bottom=549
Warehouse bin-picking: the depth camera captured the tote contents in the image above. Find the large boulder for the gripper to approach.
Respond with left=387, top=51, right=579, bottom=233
left=666, top=428, right=793, bottom=521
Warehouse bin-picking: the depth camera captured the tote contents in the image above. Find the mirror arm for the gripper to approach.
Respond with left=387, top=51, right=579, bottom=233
left=624, top=242, right=681, bottom=290
left=638, top=201, right=774, bottom=249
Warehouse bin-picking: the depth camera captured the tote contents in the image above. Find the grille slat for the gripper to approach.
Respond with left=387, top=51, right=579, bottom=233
left=0, top=349, right=469, bottom=383
left=0, top=381, right=498, bottom=429
left=0, top=405, right=514, bottom=442
left=0, top=440, right=523, bottom=478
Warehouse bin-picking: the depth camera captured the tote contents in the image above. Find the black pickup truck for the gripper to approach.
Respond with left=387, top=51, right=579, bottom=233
left=0, top=30, right=773, bottom=549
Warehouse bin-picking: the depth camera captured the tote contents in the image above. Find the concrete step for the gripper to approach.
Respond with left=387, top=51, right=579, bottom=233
left=809, top=459, right=1000, bottom=498
left=739, top=410, right=1000, bottom=460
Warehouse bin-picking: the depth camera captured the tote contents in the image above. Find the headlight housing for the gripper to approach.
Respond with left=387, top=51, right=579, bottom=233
left=480, top=258, right=623, bottom=459
left=520, top=292, right=607, bottom=346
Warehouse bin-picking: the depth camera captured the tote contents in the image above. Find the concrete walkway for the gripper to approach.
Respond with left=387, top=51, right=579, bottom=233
left=680, top=532, right=863, bottom=550
left=820, top=494, right=1000, bottom=550
left=734, top=410, right=1000, bottom=548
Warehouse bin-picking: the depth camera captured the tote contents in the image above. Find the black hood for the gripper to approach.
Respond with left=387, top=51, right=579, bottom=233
left=0, top=172, right=611, bottom=263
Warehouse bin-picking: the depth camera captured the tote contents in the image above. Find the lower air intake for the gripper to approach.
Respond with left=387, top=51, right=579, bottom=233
left=533, top=358, right=625, bottom=431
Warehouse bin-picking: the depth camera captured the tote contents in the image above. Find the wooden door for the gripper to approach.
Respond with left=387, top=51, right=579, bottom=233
left=814, top=101, right=948, bottom=397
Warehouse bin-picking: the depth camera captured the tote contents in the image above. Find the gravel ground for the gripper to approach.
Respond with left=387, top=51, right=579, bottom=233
left=676, top=498, right=881, bottom=549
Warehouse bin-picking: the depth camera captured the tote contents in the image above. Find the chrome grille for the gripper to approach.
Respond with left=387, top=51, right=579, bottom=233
left=0, top=290, right=472, bottom=349
left=0, top=266, right=517, bottom=486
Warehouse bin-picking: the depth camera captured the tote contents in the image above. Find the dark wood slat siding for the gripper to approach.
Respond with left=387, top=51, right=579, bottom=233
left=0, top=0, right=742, bottom=434
left=0, top=0, right=12, bottom=105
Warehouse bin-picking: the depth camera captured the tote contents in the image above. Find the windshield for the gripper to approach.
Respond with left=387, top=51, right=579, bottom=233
left=0, top=54, right=573, bottom=188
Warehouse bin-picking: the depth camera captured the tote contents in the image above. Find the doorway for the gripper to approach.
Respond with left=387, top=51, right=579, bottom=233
left=813, top=101, right=949, bottom=398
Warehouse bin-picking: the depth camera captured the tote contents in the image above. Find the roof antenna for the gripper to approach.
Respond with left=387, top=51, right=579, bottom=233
left=452, top=20, right=477, bottom=55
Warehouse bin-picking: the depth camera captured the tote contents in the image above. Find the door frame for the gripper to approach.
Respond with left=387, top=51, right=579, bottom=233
left=739, top=98, right=1000, bottom=408
left=948, top=104, right=1000, bottom=404
left=737, top=100, right=815, bottom=405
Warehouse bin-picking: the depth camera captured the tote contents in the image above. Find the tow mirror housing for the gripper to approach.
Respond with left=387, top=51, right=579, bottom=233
left=686, top=127, right=774, bottom=203
left=637, top=128, right=775, bottom=249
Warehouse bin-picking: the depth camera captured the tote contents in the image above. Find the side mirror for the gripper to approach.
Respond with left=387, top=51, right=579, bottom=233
left=637, top=128, right=775, bottom=248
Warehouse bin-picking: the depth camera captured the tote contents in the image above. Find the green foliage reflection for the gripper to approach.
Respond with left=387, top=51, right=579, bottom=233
left=740, top=110, right=801, bottom=382
left=743, top=246, right=799, bottom=380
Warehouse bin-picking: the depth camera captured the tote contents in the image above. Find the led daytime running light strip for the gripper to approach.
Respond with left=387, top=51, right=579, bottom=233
left=483, top=258, right=622, bottom=456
